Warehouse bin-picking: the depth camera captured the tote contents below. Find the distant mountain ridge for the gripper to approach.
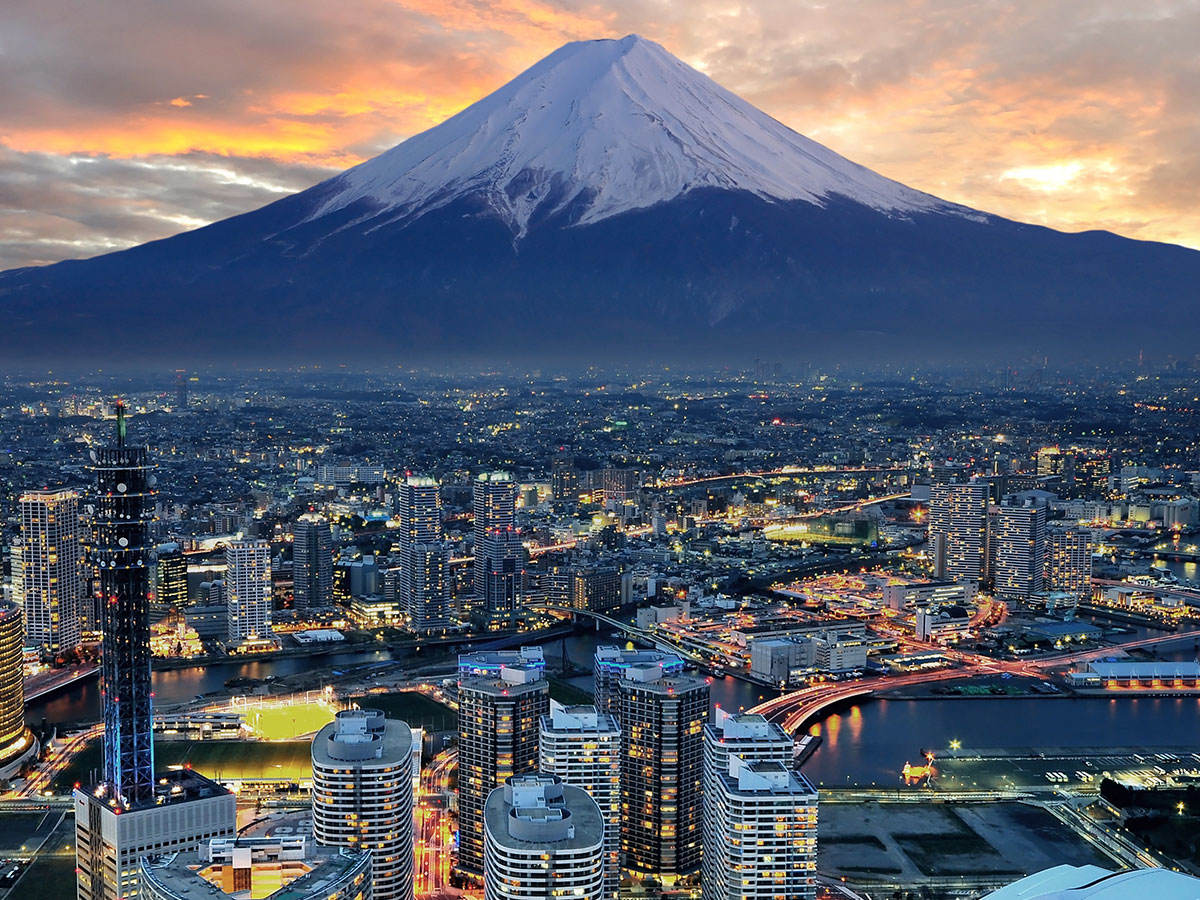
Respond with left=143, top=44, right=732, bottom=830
left=1, top=34, right=1197, bottom=364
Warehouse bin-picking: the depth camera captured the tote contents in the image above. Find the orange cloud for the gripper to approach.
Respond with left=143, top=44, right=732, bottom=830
left=1, top=0, right=1197, bottom=271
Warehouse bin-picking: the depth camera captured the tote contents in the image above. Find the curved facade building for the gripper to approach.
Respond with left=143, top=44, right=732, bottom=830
left=312, top=709, right=414, bottom=900
left=484, top=774, right=604, bottom=900
left=0, top=601, right=34, bottom=776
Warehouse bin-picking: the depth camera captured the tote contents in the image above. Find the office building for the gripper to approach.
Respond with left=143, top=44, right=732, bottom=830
left=749, top=638, right=814, bottom=686
left=928, top=481, right=989, bottom=583
left=993, top=504, right=1047, bottom=599
left=600, top=468, right=638, bottom=507
left=812, top=632, right=868, bottom=673
left=701, top=755, right=818, bottom=900
left=1036, top=446, right=1076, bottom=485
left=539, top=703, right=621, bottom=900
left=617, top=661, right=709, bottom=879
left=76, top=769, right=236, bottom=900
left=1045, top=528, right=1094, bottom=601
left=550, top=451, right=579, bottom=502
left=483, top=774, right=605, bottom=900
left=457, top=649, right=550, bottom=876
left=140, top=836, right=372, bottom=900
left=19, top=488, right=84, bottom=653
left=293, top=515, right=333, bottom=611
left=472, top=472, right=522, bottom=626
left=312, top=709, right=414, bottom=900
left=225, top=540, right=272, bottom=643
left=0, top=601, right=35, bottom=779
left=154, top=543, right=189, bottom=614
left=397, top=477, right=451, bottom=631
left=592, top=646, right=682, bottom=721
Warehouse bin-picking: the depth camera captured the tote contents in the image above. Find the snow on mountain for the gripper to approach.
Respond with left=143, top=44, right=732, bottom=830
left=305, top=34, right=974, bottom=237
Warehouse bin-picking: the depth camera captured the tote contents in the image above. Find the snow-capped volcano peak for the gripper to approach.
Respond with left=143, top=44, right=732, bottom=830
left=305, top=34, right=966, bottom=235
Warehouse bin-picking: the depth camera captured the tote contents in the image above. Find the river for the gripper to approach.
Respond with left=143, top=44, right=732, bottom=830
left=801, top=693, right=1200, bottom=787
left=26, top=631, right=1200, bottom=789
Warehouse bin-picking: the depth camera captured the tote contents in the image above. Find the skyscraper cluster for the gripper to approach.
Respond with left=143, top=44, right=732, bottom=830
left=451, top=645, right=818, bottom=898
left=929, top=482, right=1092, bottom=603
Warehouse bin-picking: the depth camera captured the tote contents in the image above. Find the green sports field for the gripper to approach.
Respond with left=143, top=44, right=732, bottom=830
left=241, top=700, right=339, bottom=740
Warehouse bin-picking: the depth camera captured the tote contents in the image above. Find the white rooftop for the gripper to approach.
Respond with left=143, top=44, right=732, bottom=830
left=983, top=865, right=1200, bottom=899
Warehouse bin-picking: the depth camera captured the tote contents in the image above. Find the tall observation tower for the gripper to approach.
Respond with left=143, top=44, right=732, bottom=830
left=93, top=400, right=156, bottom=807
left=75, top=403, right=234, bottom=900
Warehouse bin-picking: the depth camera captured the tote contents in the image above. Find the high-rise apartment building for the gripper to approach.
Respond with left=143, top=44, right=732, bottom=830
left=397, top=476, right=451, bottom=631
left=19, top=488, right=84, bottom=653
left=617, top=662, right=709, bottom=879
left=0, top=601, right=34, bottom=778
left=1045, top=528, right=1094, bottom=601
left=457, top=648, right=550, bottom=876
left=76, top=407, right=235, bottom=900
left=293, top=515, right=333, bottom=611
left=225, top=540, right=272, bottom=643
left=703, top=707, right=794, bottom=785
left=592, top=646, right=683, bottom=721
left=993, top=504, right=1047, bottom=599
left=701, top=755, right=818, bottom=900
left=312, top=709, right=415, bottom=900
left=539, top=702, right=621, bottom=900
left=928, top=481, right=989, bottom=583
left=483, top=775, right=605, bottom=900
left=472, top=473, right=522, bottom=626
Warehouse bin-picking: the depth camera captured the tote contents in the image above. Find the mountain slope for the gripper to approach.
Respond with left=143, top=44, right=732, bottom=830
left=1, top=34, right=1198, bottom=365
left=305, top=34, right=969, bottom=237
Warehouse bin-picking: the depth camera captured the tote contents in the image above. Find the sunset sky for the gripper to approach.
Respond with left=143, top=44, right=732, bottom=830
left=2, top=0, right=1197, bottom=271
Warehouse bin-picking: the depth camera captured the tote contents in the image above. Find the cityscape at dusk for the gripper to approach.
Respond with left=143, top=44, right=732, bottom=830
left=1, top=3, right=1200, bottom=900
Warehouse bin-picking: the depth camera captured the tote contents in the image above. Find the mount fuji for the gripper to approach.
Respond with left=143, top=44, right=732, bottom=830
left=2, top=34, right=1198, bottom=364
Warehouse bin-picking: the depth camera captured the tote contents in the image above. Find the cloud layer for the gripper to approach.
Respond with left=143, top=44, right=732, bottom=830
left=2, top=0, right=1197, bottom=269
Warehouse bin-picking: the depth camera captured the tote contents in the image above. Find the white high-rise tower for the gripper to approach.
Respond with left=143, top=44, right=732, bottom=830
left=538, top=702, right=620, bottom=899
left=311, top=709, right=415, bottom=900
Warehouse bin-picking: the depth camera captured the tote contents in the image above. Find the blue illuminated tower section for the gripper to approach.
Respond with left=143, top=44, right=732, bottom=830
left=93, top=401, right=156, bottom=808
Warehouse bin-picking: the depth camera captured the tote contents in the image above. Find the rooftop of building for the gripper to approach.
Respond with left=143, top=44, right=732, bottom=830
left=77, top=767, right=231, bottom=814
left=982, top=865, right=1200, bottom=899
left=594, top=645, right=683, bottom=669
left=1086, top=660, right=1200, bottom=678
left=140, top=836, right=369, bottom=900
left=721, top=756, right=817, bottom=798
left=540, top=701, right=619, bottom=735
left=458, top=647, right=546, bottom=683
left=706, top=708, right=790, bottom=743
left=311, top=708, right=412, bottom=768
left=484, top=775, right=604, bottom=852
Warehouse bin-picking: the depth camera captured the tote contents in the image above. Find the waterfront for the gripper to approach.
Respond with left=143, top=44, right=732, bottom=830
left=802, top=694, right=1200, bottom=787
left=27, top=630, right=1200, bottom=793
